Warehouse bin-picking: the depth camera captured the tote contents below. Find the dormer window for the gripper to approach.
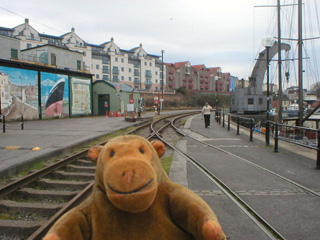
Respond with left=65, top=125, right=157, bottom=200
left=31, top=33, right=34, bottom=40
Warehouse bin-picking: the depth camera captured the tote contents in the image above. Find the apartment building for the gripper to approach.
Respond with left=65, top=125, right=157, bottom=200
left=165, top=62, right=236, bottom=93
left=0, top=19, right=165, bottom=92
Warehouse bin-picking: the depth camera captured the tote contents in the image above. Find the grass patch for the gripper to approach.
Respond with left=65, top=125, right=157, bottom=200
left=179, top=119, right=187, bottom=126
left=161, top=156, right=173, bottom=175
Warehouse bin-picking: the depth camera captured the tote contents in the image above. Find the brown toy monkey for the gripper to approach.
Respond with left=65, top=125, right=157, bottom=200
left=44, top=135, right=226, bottom=240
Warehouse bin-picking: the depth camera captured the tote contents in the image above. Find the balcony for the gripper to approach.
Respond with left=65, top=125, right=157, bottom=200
left=145, top=72, right=152, bottom=78
left=188, top=78, right=193, bottom=82
left=113, top=69, right=119, bottom=75
left=169, top=83, right=174, bottom=87
left=183, top=83, right=188, bottom=88
left=134, top=79, right=140, bottom=85
left=134, top=71, right=140, bottom=76
left=188, top=84, right=193, bottom=88
left=134, top=63, right=140, bottom=68
left=200, top=80, right=204, bottom=83
left=169, top=69, right=175, bottom=74
left=145, top=80, right=152, bottom=86
left=169, top=76, right=174, bottom=80
left=183, top=78, right=187, bottom=82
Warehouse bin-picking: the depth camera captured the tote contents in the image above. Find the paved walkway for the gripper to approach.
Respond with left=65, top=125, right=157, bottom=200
left=0, top=113, right=156, bottom=178
left=169, top=113, right=320, bottom=240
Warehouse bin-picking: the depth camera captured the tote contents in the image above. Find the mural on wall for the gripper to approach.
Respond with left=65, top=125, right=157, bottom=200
left=0, top=66, right=38, bottom=120
left=41, top=72, right=69, bottom=118
left=70, top=76, right=92, bottom=116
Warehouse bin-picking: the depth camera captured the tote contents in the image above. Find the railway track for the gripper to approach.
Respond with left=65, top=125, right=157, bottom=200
left=0, top=111, right=197, bottom=240
left=165, top=114, right=320, bottom=240
left=1, top=111, right=318, bottom=239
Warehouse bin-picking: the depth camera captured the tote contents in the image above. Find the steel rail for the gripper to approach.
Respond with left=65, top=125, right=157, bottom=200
left=153, top=118, right=282, bottom=240
left=174, top=119, right=320, bottom=198
left=20, top=111, right=194, bottom=239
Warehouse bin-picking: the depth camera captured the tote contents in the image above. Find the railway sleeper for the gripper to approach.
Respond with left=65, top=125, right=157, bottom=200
left=73, top=159, right=94, bottom=166
left=0, top=199, right=63, bottom=216
left=11, top=188, right=77, bottom=202
left=49, top=171, right=95, bottom=181
left=0, top=219, right=44, bottom=239
left=33, top=178, right=90, bottom=191
left=63, top=164, right=96, bottom=173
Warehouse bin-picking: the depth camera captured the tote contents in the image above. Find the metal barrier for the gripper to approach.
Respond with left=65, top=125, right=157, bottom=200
left=216, top=110, right=255, bottom=142
left=0, top=115, right=24, bottom=133
left=215, top=111, right=320, bottom=169
left=271, top=122, right=319, bottom=169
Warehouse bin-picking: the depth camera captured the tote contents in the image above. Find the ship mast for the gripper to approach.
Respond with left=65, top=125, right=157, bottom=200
left=297, top=0, right=303, bottom=125
left=277, top=0, right=283, bottom=123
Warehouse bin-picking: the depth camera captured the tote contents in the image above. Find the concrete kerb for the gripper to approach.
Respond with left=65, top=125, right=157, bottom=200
left=0, top=120, right=151, bottom=179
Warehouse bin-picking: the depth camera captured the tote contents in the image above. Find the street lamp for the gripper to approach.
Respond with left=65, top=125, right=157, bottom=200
left=161, top=50, right=165, bottom=112
left=262, top=35, right=275, bottom=146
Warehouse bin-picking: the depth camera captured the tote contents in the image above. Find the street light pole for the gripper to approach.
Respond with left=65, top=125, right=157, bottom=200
left=262, top=35, right=275, bottom=146
left=266, top=46, right=271, bottom=146
left=161, top=50, right=164, bottom=100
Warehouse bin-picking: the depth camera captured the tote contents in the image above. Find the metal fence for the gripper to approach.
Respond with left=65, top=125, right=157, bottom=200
left=215, top=109, right=320, bottom=170
left=0, top=115, right=24, bottom=133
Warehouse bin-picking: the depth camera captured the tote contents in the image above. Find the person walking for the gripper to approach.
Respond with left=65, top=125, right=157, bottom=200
left=202, top=102, right=213, bottom=128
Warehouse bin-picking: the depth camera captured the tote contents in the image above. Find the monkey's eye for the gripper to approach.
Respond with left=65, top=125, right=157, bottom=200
left=110, top=151, right=115, bottom=157
left=139, top=148, right=144, bottom=154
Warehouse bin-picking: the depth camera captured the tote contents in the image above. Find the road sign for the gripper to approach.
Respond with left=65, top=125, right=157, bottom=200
left=129, top=99, right=134, bottom=104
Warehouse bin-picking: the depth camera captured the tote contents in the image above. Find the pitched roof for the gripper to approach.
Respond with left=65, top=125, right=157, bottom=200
left=191, top=64, right=206, bottom=71
left=94, top=80, right=139, bottom=93
left=207, top=67, right=221, bottom=74
left=173, top=61, right=189, bottom=69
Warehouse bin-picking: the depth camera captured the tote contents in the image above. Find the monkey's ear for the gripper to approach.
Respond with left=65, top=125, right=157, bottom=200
left=88, top=145, right=103, bottom=165
left=151, top=140, right=165, bottom=158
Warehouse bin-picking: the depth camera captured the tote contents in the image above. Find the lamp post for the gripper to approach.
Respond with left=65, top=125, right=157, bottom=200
left=262, top=35, right=275, bottom=146
left=161, top=50, right=165, bottom=111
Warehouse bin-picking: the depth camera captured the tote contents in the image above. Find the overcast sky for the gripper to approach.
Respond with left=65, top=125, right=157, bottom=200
left=0, top=0, right=319, bottom=89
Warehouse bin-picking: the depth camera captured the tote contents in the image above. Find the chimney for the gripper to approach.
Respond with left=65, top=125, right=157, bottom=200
left=25, top=18, right=29, bottom=25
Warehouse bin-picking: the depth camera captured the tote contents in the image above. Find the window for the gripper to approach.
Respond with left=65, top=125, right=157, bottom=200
left=27, top=43, right=32, bottom=49
left=31, top=33, right=34, bottom=40
left=248, top=98, right=254, bottom=105
left=129, top=77, right=132, bottom=81
left=259, top=98, right=263, bottom=104
left=11, top=49, right=18, bottom=59
left=145, top=62, right=147, bottom=66
left=121, top=76, right=124, bottom=80
left=155, top=79, right=158, bottom=83
left=103, top=75, right=109, bottom=81
left=129, top=68, right=132, bottom=73
left=149, top=62, right=152, bottom=66
left=121, top=58, right=124, bottom=63
left=113, top=66, right=119, bottom=74
left=96, top=65, right=99, bottom=69
left=121, top=67, right=124, bottom=72
left=102, top=57, right=109, bottom=64
left=77, top=60, right=81, bottom=70
left=51, top=53, right=56, bottom=65
left=155, top=71, right=158, bottom=75
left=102, top=66, right=109, bottom=73
left=83, top=51, right=86, bottom=56
left=145, top=70, right=152, bottom=78
left=96, top=74, right=100, bottom=79
left=115, top=57, right=118, bottom=62
left=113, top=75, right=119, bottom=82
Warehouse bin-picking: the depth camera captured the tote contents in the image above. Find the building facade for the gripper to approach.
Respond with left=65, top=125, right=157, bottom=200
left=165, top=62, right=236, bottom=93
left=0, top=19, right=165, bottom=92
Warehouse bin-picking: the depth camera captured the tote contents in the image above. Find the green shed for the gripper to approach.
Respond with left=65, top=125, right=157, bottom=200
left=92, top=80, right=140, bottom=116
